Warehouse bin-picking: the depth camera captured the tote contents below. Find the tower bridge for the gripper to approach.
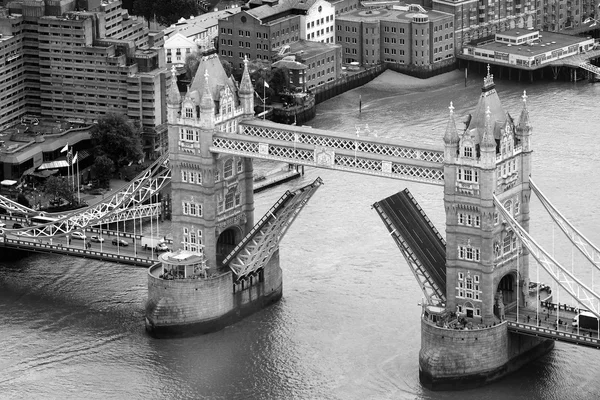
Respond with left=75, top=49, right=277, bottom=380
left=2, top=54, right=600, bottom=390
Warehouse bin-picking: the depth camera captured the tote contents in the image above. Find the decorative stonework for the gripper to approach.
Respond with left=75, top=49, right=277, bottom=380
left=314, top=146, right=335, bottom=166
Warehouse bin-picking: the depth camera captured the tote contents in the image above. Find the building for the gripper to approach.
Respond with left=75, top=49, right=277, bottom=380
left=0, top=0, right=170, bottom=163
left=273, top=39, right=342, bottom=90
left=461, top=29, right=595, bottom=68
left=165, top=33, right=199, bottom=65
left=165, top=52, right=255, bottom=267
left=430, top=0, right=535, bottom=52
left=218, top=0, right=336, bottom=70
left=336, top=5, right=455, bottom=67
left=0, top=118, right=93, bottom=182
left=163, top=8, right=242, bottom=65
left=537, top=0, right=597, bottom=31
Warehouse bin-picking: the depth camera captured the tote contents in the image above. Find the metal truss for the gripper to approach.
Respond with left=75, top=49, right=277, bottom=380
left=530, top=178, right=600, bottom=273
left=211, top=136, right=444, bottom=186
left=95, top=203, right=161, bottom=225
left=0, top=195, right=37, bottom=216
left=493, top=194, right=600, bottom=319
left=224, top=178, right=323, bottom=280
left=3, top=154, right=171, bottom=239
left=372, top=200, right=446, bottom=306
left=239, top=121, right=445, bottom=164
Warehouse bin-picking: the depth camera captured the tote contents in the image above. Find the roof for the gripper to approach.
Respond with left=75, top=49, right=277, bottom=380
left=465, top=72, right=507, bottom=144
left=272, top=59, right=307, bottom=70
left=188, top=52, right=238, bottom=104
left=472, top=29, right=591, bottom=58
left=337, top=7, right=452, bottom=23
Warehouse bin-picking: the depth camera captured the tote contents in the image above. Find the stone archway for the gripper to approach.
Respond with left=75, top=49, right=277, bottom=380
left=217, top=226, right=242, bottom=266
left=495, top=272, right=517, bottom=319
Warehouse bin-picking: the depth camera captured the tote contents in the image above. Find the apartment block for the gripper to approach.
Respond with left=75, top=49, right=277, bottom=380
left=336, top=5, right=455, bottom=67
left=0, top=0, right=169, bottom=161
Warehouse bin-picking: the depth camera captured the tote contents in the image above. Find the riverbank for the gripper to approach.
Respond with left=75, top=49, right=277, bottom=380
left=367, top=69, right=465, bottom=92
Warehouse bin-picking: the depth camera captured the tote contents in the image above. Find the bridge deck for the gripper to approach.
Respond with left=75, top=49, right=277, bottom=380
left=375, top=189, right=446, bottom=299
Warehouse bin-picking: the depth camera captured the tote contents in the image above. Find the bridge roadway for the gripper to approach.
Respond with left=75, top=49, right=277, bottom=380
left=505, top=301, right=600, bottom=350
left=1, top=227, right=170, bottom=267
left=373, top=189, right=447, bottom=303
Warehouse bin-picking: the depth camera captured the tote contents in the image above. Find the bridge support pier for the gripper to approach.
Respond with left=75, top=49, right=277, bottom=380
left=419, top=320, right=555, bottom=390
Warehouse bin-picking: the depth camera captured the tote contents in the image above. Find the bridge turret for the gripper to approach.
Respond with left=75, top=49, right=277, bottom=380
left=199, top=71, right=215, bottom=131
left=239, top=57, right=255, bottom=118
left=167, top=65, right=182, bottom=124
left=480, top=106, right=497, bottom=168
left=516, top=90, right=532, bottom=153
left=443, top=102, right=459, bottom=163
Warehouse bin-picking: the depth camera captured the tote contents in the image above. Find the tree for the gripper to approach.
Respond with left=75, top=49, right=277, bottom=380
left=132, top=0, right=200, bottom=28
left=270, top=67, right=290, bottom=94
left=221, top=60, right=233, bottom=78
left=184, top=53, right=201, bottom=80
left=91, top=113, right=143, bottom=174
left=94, top=155, right=114, bottom=189
left=16, top=193, right=31, bottom=208
left=44, top=176, right=75, bottom=204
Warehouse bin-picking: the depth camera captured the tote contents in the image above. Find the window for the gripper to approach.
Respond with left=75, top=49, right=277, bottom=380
left=458, top=245, right=481, bottom=261
left=185, top=107, right=193, bottom=118
left=237, top=159, right=243, bottom=173
left=464, top=146, right=473, bottom=158
left=181, top=170, right=188, bottom=183
left=225, top=192, right=235, bottom=210
left=224, top=159, right=234, bottom=178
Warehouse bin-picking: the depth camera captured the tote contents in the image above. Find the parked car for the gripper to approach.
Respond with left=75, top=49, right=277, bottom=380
left=71, top=231, right=87, bottom=240
left=50, top=199, right=62, bottom=206
left=112, top=238, right=129, bottom=247
left=90, top=235, right=105, bottom=243
left=16, top=231, right=33, bottom=237
left=12, top=223, right=23, bottom=229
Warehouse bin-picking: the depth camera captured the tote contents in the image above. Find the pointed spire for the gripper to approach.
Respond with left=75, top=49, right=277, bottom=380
left=240, top=56, right=253, bottom=95
left=200, top=70, right=214, bottom=111
left=443, top=101, right=460, bottom=145
left=518, top=90, right=531, bottom=131
left=481, top=105, right=496, bottom=150
left=167, top=65, right=181, bottom=105
left=482, top=64, right=495, bottom=92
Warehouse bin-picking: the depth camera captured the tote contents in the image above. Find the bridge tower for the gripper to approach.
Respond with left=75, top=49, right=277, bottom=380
left=166, top=54, right=255, bottom=270
left=419, top=69, right=553, bottom=389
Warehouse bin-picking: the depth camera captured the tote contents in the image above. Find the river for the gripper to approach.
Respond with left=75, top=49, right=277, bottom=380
left=1, top=70, right=600, bottom=399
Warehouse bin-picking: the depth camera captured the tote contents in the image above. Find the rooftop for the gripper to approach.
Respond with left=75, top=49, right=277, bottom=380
left=337, top=6, right=452, bottom=23
left=470, top=29, right=593, bottom=58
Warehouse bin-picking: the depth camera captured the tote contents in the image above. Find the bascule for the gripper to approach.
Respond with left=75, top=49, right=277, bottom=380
left=2, top=56, right=600, bottom=389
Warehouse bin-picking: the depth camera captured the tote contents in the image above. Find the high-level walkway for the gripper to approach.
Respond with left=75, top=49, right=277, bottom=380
left=373, top=189, right=446, bottom=304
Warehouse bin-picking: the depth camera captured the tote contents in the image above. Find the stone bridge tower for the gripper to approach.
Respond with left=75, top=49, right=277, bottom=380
left=166, top=54, right=255, bottom=271
left=442, top=70, right=532, bottom=325
left=420, top=70, right=552, bottom=390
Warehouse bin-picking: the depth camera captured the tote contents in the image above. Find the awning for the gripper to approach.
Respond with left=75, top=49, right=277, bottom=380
left=38, top=160, right=69, bottom=170
left=27, top=169, right=59, bottom=178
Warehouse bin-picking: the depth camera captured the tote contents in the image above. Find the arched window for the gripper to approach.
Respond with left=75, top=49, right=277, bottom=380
left=223, top=159, right=234, bottom=178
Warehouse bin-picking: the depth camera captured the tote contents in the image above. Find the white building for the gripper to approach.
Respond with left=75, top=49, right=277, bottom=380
left=302, top=0, right=336, bottom=44
left=165, top=33, right=199, bottom=65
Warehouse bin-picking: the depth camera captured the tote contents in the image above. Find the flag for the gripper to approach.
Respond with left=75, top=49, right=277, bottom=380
left=66, top=150, right=73, bottom=166
left=264, top=80, right=269, bottom=88
left=60, top=143, right=69, bottom=153
left=72, top=152, right=78, bottom=164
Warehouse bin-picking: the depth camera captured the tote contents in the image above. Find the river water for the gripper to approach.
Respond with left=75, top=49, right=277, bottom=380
left=2, top=71, right=600, bottom=399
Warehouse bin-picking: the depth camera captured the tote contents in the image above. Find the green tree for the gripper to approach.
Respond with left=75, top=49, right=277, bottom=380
left=132, top=0, right=200, bottom=27
left=94, top=155, right=114, bottom=189
left=91, top=113, right=143, bottom=174
left=270, top=67, right=290, bottom=94
left=44, top=176, right=75, bottom=204
left=16, top=193, right=31, bottom=208
left=184, top=52, right=201, bottom=80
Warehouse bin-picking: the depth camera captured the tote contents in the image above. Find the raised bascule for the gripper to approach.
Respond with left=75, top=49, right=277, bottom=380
left=3, top=56, right=600, bottom=390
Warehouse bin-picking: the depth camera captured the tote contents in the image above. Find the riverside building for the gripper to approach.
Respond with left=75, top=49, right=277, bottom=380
left=0, top=0, right=170, bottom=161
left=335, top=4, right=455, bottom=67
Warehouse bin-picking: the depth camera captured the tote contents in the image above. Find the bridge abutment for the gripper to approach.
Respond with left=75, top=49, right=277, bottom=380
left=419, top=319, right=554, bottom=390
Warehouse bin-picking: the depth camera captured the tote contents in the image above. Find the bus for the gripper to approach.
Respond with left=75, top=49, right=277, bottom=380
left=30, top=215, right=58, bottom=226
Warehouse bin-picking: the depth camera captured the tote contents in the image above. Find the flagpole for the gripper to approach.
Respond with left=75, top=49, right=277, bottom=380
left=76, top=153, right=80, bottom=204
left=263, top=79, right=266, bottom=120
